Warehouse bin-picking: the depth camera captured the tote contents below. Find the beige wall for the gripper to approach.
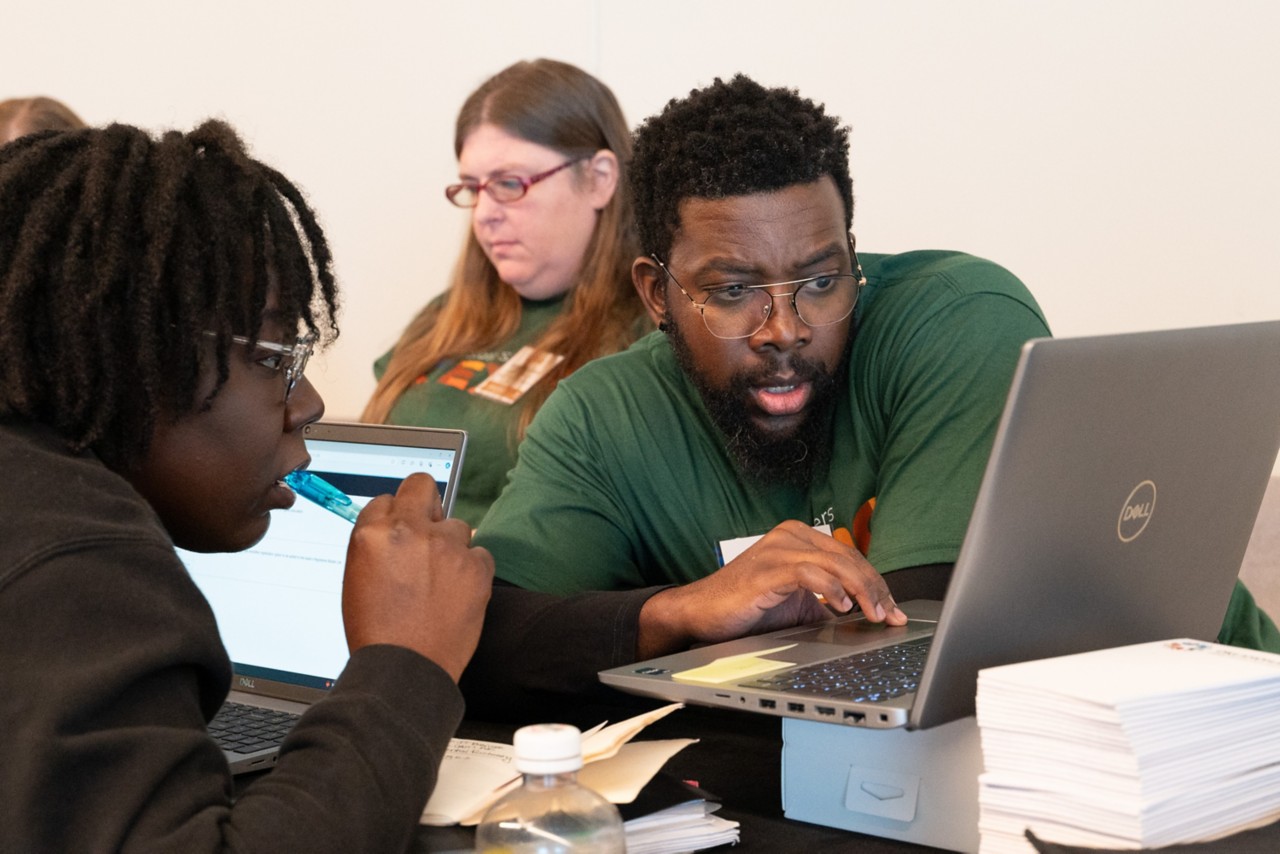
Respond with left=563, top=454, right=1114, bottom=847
left=5, top=0, right=1279, bottom=433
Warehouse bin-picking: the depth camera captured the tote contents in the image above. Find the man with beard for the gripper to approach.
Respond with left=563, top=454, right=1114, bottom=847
left=470, top=71, right=1046, bottom=653
left=465, top=75, right=1274, bottom=677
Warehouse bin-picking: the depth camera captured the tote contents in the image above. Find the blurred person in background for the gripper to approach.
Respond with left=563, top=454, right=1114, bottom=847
left=0, top=95, right=85, bottom=143
left=362, top=59, right=648, bottom=528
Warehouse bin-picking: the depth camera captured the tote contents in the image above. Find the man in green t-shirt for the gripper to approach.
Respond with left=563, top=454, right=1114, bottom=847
left=468, top=75, right=1276, bottom=674
left=473, top=73, right=1046, bottom=658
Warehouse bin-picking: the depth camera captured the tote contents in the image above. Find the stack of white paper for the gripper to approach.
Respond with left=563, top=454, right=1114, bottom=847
left=975, top=640, right=1280, bottom=853
left=623, top=798, right=740, bottom=854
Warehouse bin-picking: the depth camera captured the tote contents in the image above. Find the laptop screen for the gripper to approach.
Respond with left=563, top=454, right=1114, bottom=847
left=180, top=422, right=466, bottom=693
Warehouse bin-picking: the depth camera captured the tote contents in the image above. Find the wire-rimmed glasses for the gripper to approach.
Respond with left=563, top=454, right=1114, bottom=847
left=445, top=157, right=587, bottom=208
left=651, top=241, right=866, bottom=340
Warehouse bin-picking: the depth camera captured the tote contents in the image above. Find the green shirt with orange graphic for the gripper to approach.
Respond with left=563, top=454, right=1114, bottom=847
left=375, top=294, right=567, bottom=529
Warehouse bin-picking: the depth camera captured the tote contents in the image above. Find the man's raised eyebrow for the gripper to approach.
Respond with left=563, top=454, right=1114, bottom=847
left=796, top=243, right=847, bottom=270
left=695, top=257, right=762, bottom=279
left=696, top=243, right=847, bottom=280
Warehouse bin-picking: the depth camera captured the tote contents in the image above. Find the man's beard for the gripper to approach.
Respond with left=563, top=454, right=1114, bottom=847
left=666, top=312, right=843, bottom=489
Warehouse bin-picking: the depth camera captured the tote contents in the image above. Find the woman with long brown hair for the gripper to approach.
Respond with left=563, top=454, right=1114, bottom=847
left=362, top=59, right=646, bottom=527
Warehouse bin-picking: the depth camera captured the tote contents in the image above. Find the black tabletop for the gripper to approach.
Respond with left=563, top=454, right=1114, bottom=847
left=412, top=703, right=949, bottom=853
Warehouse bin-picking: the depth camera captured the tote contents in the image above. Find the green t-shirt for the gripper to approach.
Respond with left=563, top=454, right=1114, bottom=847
left=479, top=250, right=1048, bottom=585
left=374, top=295, right=567, bottom=528
left=476, top=249, right=1279, bottom=653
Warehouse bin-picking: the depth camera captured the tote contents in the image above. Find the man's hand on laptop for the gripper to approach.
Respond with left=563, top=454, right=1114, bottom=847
left=342, top=472, right=494, bottom=682
left=635, top=520, right=906, bottom=659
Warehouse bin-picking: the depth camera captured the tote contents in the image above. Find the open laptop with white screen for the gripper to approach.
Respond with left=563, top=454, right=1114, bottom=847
left=179, top=421, right=466, bottom=774
left=601, top=320, right=1280, bottom=731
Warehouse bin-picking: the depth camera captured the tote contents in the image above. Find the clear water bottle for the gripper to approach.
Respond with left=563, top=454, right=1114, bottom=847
left=474, top=723, right=625, bottom=853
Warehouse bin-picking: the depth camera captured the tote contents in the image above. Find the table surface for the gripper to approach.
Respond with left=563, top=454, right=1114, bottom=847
left=410, top=703, right=951, bottom=853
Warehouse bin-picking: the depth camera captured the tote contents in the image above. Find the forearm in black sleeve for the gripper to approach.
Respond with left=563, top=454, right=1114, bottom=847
left=460, top=568, right=954, bottom=722
left=230, top=644, right=463, bottom=853
left=459, top=581, right=668, bottom=721
left=884, top=563, right=954, bottom=604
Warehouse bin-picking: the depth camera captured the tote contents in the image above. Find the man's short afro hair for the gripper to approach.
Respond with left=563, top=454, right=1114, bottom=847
left=629, top=74, right=853, bottom=261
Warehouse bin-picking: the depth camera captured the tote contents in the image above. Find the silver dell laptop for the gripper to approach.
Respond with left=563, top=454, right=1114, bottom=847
left=180, top=421, right=467, bottom=773
left=601, top=320, right=1280, bottom=730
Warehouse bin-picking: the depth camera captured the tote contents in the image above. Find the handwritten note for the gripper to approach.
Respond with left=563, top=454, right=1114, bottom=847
left=420, top=738, right=520, bottom=826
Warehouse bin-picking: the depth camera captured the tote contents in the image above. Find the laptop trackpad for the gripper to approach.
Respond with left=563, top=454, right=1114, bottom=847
left=773, top=617, right=937, bottom=645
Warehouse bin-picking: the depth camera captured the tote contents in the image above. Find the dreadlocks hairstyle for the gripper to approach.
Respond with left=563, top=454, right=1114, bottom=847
left=629, top=74, right=854, bottom=262
left=0, top=95, right=86, bottom=144
left=361, top=58, right=643, bottom=437
left=0, top=119, right=338, bottom=470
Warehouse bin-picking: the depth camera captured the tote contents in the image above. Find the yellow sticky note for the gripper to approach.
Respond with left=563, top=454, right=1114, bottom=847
left=671, top=644, right=798, bottom=685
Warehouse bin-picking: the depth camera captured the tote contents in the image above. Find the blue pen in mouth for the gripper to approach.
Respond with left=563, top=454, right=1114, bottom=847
left=283, top=470, right=360, bottom=523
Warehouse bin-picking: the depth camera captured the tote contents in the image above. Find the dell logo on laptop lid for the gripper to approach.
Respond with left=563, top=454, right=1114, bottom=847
left=1118, top=480, right=1157, bottom=542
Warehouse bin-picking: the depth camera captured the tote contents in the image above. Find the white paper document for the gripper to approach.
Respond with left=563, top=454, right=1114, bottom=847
left=975, top=640, right=1280, bottom=853
left=420, top=703, right=688, bottom=827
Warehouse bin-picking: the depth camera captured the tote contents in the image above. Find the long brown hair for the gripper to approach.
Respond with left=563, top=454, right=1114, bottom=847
left=361, top=59, right=642, bottom=435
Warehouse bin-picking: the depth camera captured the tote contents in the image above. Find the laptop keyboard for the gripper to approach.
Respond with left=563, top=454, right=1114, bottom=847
left=209, top=701, right=299, bottom=754
left=742, top=636, right=932, bottom=703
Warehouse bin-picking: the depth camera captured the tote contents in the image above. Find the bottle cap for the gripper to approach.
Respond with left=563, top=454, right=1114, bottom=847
left=512, top=723, right=584, bottom=774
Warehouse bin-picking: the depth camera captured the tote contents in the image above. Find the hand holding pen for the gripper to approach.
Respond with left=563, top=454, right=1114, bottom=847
left=284, top=470, right=360, bottom=523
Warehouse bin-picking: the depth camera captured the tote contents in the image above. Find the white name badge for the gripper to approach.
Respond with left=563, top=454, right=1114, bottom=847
left=715, top=523, right=833, bottom=567
left=470, top=345, right=565, bottom=405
